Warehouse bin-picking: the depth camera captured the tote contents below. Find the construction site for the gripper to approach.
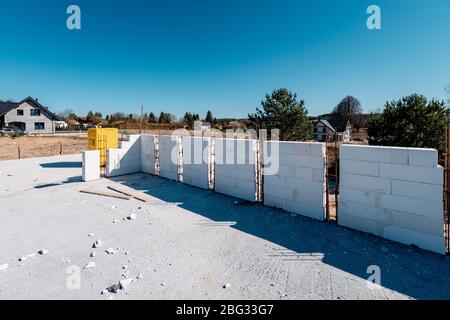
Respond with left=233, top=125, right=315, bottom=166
left=1, top=128, right=450, bottom=300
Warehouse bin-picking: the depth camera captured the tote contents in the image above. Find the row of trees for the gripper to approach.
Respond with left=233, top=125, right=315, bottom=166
left=247, top=88, right=448, bottom=160
left=59, top=108, right=248, bottom=130
left=58, top=86, right=449, bottom=155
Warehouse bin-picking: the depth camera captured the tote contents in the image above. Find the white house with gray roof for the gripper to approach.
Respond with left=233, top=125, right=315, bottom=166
left=0, top=97, right=66, bottom=134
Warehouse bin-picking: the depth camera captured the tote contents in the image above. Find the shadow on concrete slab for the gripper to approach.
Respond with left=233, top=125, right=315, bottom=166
left=39, top=162, right=82, bottom=168
left=34, top=176, right=82, bottom=189
left=110, top=173, right=450, bottom=300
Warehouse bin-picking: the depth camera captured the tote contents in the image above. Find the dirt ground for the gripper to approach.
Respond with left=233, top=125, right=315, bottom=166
left=0, top=135, right=88, bottom=160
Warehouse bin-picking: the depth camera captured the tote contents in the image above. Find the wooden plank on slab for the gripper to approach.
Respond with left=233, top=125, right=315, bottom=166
left=107, top=184, right=153, bottom=202
left=79, top=189, right=131, bottom=200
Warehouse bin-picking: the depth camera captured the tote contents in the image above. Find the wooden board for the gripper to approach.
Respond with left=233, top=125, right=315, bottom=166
left=79, top=189, right=131, bottom=200
left=107, top=184, right=153, bottom=202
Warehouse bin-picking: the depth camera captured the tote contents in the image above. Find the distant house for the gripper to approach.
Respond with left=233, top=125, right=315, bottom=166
left=75, top=115, right=104, bottom=129
left=0, top=97, right=66, bottom=134
left=313, top=119, right=352, bottom=142
left=194, top=121, right=211, bottom=132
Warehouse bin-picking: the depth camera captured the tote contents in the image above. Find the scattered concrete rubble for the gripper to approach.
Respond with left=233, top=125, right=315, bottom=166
left=102, top=277, right=138, bottom=295
left=90, top=251, right=96, bottom=257
left=93, top=240, right=102, bottom=248
left=223, top=283, right=231, bottom=289
left=127, top=213, right=137, bottom=220
left=38, top=249, right=48, bottom=255
left=103, top=283, right=120, bottom=294
left=105, top=248, right=118, bottom=255
left=88, top=233, right=95, bottom=237
left=0, top=263, right=8, bottom=271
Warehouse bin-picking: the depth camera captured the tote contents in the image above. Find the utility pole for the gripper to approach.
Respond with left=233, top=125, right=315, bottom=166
left=139, top=104, right=144, bottom=134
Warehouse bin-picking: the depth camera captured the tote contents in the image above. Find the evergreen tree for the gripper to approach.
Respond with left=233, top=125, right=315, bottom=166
left=248, top=88, right=313, bottom=141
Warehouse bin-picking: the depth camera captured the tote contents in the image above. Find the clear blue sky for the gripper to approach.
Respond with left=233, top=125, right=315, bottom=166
left=0, top=0, right=449, bottom=119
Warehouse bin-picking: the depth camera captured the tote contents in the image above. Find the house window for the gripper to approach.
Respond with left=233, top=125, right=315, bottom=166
left=30, top=109, right=41, bottom=116
left=17, top=110, right=24, bottom=116
left=34, top=122, right=45, bottom=130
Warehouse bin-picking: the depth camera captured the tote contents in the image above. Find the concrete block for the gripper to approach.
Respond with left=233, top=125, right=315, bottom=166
left=383, top=225, right=445, bottom=254
left=264, top=194, right=287, bottom=210
left=341, top=159, right=379, bottom=177
left=216, top=182, right=256, bottom=202
left=340, top=187, right=377, bottom=206
left=274, top=165, right=296, bottom=178
left=82, top=150, right=100, bottom=182
left=380, top=163, right=443, bottom=185
left=264, top=184, right=292, bottom=199
left=388, top=210, right=444, bottom=237
left=279, top=154, right=324, bottom=169
left=390, top=148, right=409, bottom=165
left=292, top=189, right=325, bottom=206
left=309, top=143, right=325, bottom=157
left=340, top=173, right=391, bottom=193
left=286, top=200, right=325, bottom=221
left=312, top=168, right=325, bottom=182
left=278, top=142, right=296, bottom=155
left=338, top=211, right=381, bottom=236
left=264, top=175, right=287, bottom=187
left=228, top=166, right=256, bottom=182
left=391, top=179, right=443, bottom=202
left=285, top=178, right=324, bottom=195
left=339, top=200, right=383, bottom=221
left=408, top=148, right=438, bottom=168
left=379, top=194, right=443, bottom=219
left=340, top=145, right=392, bottom=163
left=295, top=167, right=313, bottom=181
left=340, top=200, right=444, bottom=236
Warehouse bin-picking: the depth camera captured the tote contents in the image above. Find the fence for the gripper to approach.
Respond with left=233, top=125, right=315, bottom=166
left=83, top=133, right=447, bottom=255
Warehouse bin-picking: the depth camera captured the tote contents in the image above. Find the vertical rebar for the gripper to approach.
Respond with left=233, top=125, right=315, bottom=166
left=335, top=131, right=340, bottom=224
left=155, top=135, right=160, bottom=176
left=325, top=133, right=330, bottom=220
left=444, top=124, right=450, bottom=254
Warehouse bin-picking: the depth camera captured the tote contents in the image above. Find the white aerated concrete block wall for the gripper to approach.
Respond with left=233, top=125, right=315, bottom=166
left=264, top=141, right=326, bottom=221
left=82, top=150, right=100, bottom=182
left=215, top=139, right=257, bottom=202
left=182, top=136, right=210, bottom=189
left=106, top=135, right=142, bottom=177
left=159, top=136, right=180, bottom=181
left=141, top=135, right=156, bottom=175
left=339, top=145, right=445, bottom=254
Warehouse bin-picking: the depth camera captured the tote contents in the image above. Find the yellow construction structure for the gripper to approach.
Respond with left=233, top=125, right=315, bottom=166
left=88, top=128, right=119, bottom=166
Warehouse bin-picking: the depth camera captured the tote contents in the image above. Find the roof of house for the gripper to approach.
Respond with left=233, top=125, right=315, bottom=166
left=314, top=118, right=351, bottom=133
left=314, top=119, right=336, bottom=132
left=0, top=97, right=65, bottom=121
left=0, top=101, right=17, bottom=116
left=329, top=119, right=351, bottom=132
